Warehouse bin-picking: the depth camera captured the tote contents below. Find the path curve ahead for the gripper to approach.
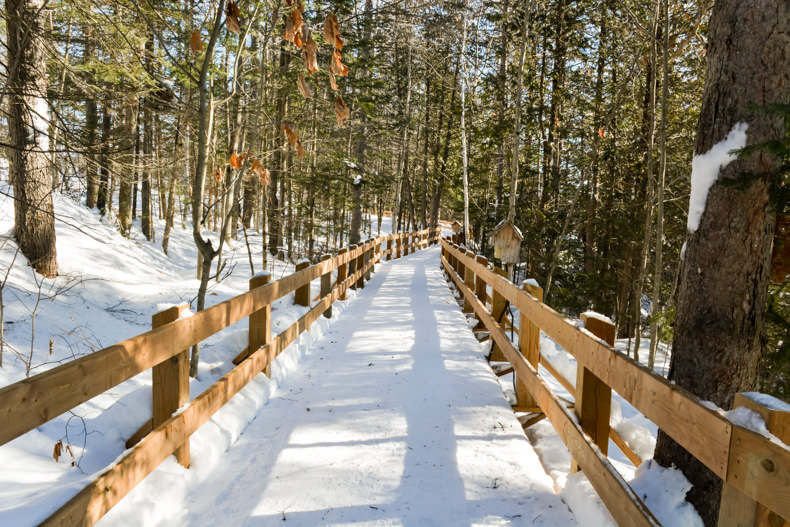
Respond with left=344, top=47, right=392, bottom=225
left=181, top=245, right=576, bottom=526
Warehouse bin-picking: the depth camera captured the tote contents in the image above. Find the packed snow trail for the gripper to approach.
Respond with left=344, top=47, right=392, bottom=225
left=138, top=246, right=576, bottom=526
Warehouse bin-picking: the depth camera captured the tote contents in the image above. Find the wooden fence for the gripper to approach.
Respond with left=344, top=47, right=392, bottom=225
left=0, top=227, right=441, bottom=527
left=441, top=237, right=790, bottom=527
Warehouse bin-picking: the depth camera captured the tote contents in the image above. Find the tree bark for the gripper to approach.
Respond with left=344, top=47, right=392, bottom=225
left=653, top=2, right=789, bottom=525
left=6, top=0, right=57, bottom=277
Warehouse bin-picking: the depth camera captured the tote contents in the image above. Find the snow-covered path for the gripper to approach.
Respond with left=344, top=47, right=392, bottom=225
left=170, top=246, right=576, bottom=526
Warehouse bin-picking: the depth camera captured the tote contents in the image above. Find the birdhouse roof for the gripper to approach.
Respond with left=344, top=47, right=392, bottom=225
left=489, top=219, right=523, bottom=241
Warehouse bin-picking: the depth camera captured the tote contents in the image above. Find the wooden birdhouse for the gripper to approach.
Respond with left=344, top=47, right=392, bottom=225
left=451, top=220, right=462, bottom=234
left=488, top=219, right=523, bottom=264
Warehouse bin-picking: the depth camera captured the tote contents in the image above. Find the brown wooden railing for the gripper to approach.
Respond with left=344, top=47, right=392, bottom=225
left=441, top=237, right=790, bottom=527
left=0, top=227, right=441, bottom=527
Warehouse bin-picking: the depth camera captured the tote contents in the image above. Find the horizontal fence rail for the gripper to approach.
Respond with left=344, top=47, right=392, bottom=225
left=0, top=227, right=441, bottom=527
left=440, top=237, right=790, bottom=527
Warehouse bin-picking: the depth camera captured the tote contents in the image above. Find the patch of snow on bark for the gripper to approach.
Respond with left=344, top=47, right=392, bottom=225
left=687, top=122, right=748, bottom=234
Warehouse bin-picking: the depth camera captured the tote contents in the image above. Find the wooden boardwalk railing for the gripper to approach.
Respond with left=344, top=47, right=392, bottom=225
left=0, top=227, right=440, bottom=527
left=441, top=237, right=790, bottom=527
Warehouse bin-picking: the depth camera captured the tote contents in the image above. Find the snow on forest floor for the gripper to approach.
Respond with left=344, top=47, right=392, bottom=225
left=0, top=187, right=391, bottom=525
left=99, top=245, right=576, bottom=526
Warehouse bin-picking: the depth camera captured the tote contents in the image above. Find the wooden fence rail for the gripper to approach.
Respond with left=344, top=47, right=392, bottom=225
left=0, top=227, right=440, bottom=527
left=441, top=238, right=790, bottom=527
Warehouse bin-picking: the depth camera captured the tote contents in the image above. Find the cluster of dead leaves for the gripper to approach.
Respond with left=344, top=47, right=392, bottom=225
left=53, top=439, right=75, bottom=466
left=282, top=124, right=305, bottom=158
left=282, top=7, right=350, bottom=128
left=221, top=154, right=272, bottom=185
left=251, top=159, right=271, bottom=186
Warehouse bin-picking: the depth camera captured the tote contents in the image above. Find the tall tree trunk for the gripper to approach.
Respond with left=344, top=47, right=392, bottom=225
left=459, top=1, right=470, bottom=246
left=648, top=0, right=670, bottom=370
left=632, top=2, right=661, bottom=360
left=653, top=2, right=788, bottom=525
left=6, top=0, right=57, bottom=277
left=142, top=102, right=154, bottom=241
left=117, top=102, right=138, bottom=237
left=97, top=96, right=112, bottom=216
left=392, top=36, right=412, bottom=235
left=268, top=41, right=289, bottom=255
left=507, top=0, right=531, bottom=224
left=84, top=26, right=99, bottom=209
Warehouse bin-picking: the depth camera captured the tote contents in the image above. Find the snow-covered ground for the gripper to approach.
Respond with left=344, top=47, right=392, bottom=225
left=99, top=245, right=576, bottom=526
left=0, top=183, right=708, bottom=526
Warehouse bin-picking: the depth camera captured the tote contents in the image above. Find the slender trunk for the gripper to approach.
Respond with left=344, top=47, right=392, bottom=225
left=507, top=1, right=531, bottom=223
left=459, top=2, right=470, bottom=245
left=648, top=0, right=669, bottom=370
left=632, top=0, right=661, bottom=361
left=97, top=97, right=112, bottom=215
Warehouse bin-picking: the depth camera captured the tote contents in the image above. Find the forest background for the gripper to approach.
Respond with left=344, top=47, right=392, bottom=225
left=1, top=0, right=788, bottom=397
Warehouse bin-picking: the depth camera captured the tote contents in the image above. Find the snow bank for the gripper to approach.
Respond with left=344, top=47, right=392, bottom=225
left=687, top=122, right=748, bottom=233
left=630, top=461, right=703, bottom=527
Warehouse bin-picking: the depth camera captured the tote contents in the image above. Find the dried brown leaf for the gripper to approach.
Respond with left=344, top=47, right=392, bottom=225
left=53, top=440, right=62, bottom=462
left=297, top=72, right=314, bottom=99
left=189, top=30, right=203, bottom=53
left=226, top=1, right=241, bottom=34
left=329, top=72, right=338, bottom=91
left=302, top=32, right=319, bottom=73
left=335, top=96, right=350, bottom=127
left=297, top=141, right=305, bottom=158
left=282, top=124, right=299, bottom=146
left=330, top=49, right=349, bottom=76
left=323, top=13, right=343, bottom=50
left=284, top=9, right=303, bottom=47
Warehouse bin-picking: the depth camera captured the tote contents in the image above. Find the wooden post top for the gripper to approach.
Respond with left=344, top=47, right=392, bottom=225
left=476, top=255, right=488, bottom=265
left=250, top=271, right=272, bottom=289
left=580, top=313, right=615, bottom=347
left=152, top=304, right=191, bottom=327
left=522, top=280, right=544, bottom=302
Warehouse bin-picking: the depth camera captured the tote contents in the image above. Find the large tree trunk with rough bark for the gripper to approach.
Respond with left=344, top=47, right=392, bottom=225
left=653, top=2, right=789, bottom=525
left=6, top=0, right=57, bottom=277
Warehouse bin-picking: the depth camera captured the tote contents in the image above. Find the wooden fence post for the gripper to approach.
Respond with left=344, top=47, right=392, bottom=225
left=516, top=281, right=543, bottom=410
left=404, top=233, right=410, bottom=256
left=338, top=247, right=349, bottom=300
left=386, top=238, right=393, bottom=261
left=475, top=255, right=488, bottom=304
left=320, top=254, right=332, bottom=318
left=718, top=393, right=790, bottom=527
left=396, top=236, right=402, bottom=259
left=151, top=304, right=190, bottom=468
left=348, top=244, right=358, bottom=290
left=463, top=250, right=476, bottom=313
left=488, top=267, right=509, bottom=362
left=571, top=312, right=615, bottom=473
left=356, top=244, right=365, bottom=289
left=249, top=272, right=272, bottom=376
left=295, top=260, right=311, bottom=306
left=364, top=241, right=372, bottom=281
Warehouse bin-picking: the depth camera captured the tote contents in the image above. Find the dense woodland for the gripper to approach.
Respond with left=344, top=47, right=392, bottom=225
left=1, top=0, right=788, bottom=523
